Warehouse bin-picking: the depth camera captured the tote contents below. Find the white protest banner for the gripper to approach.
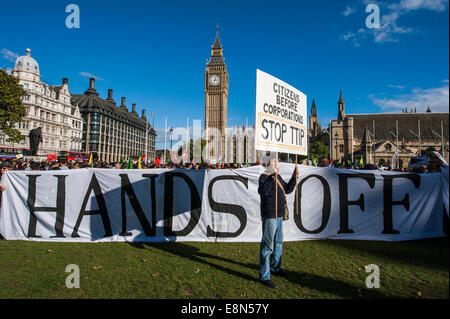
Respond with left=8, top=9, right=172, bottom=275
left=0, top=165, right=446, bottom=242
left=254, top=69, right=307, bottom=155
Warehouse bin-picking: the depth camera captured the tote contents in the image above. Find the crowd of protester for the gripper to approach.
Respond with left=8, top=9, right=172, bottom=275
left=0, top=155, right=445, bottom=175
left=0, top=158, right=252, bottom=172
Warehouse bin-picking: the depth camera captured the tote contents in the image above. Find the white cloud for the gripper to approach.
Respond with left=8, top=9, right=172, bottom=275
left=373, top=11, right=415, bottom=43
left=342, top=5, right=356, bottom=16
left=370, top=82, right=449, bottom=112
left=79, top=72, right=105, bottom=81
left=1, top=48, right=19, bottom=62
left=340, top=31, right=362, bottom=47
left=389, top=0, right=448, bottom=12
left=341, top=0, right=448, bottom=45
left=388, top=84, right=407, bottom=89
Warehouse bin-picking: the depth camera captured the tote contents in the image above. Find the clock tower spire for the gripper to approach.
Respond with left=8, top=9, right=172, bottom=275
left=204, top=25, right=229, bottom=161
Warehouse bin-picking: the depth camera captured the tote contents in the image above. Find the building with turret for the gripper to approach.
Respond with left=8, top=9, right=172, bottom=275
left=0, top=49, right=83, bottom=157
left=320, top=91, right=449, bottom=168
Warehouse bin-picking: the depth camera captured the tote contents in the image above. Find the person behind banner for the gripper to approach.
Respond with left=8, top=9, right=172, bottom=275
left=318, top=157, right=328, bottom=167
left=258, top=159, right=298, bottom=289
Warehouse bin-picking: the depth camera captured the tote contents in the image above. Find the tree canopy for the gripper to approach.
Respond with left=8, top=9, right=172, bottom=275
left=309, top=141, right=329, bottom=160
left=0, top=69, right=26, bottom=143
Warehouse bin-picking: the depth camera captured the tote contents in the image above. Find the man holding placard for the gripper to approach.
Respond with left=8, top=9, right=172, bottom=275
left=254, top=69, right=307, bottom=288
left=258, top=158, right=298, bottom=288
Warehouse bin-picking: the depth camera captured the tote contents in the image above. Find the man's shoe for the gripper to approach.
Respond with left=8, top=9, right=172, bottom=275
left=260, top=279, right=277, bottom=289
left=272, top=269, right=288, bottom=276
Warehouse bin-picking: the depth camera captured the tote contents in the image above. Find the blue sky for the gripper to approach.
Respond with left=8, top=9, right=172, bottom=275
left=1, top=0, right=448, bottom=147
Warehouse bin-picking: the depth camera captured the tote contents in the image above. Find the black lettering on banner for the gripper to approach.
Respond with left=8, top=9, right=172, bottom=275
left=26, top=175, right=67, bottom=238
left=261, top=118, right=269, bottom=140
left=163, top=171, right=201, bottom=236
left=119, top=174, right=157, bottom=237
left=382, top=174, right=421, bottom=234
left=294, top=175, right=331, bottom=234
left=337, top=173, right=375, bottom=233
left=206, top=175, right=248, bottom=238
left=72, top=173, right=112, bottom=237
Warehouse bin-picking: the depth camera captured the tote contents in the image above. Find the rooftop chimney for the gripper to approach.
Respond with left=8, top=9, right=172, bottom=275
left=120, top=97, right=126, bottom=108
left=84, top=78, right=98, bottom=96
left=106, top=89, right=115, bottom=105
left=62, top=78, right=68, bottom=85
left=132, top=103, right=137, bottom=113
left=142, top=109, right=146, bottom=118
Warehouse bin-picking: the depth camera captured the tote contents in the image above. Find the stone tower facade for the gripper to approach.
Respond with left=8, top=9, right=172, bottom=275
left=204, top=26, right=229, bottom=161
left=308, top=99, right=321, bottom=138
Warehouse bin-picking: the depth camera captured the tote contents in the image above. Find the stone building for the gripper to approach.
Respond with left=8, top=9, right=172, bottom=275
left=71, top=78, right=156, bottom=163
left=203, top=27, right=259, bottom=164
left=0, top=49, right=83, bottom=156
left=204, top=26, right=229, bottom=160
left=308, top=98, right=331, bottom=147
left=324, top=91, right=449, bottom=168
left=224, top=125, right=257, bottom=164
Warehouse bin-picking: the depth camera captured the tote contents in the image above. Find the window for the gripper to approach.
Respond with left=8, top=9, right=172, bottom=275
left=339, top=144, right=344, bottom=153
left=385, top=144, right=392, bottom=152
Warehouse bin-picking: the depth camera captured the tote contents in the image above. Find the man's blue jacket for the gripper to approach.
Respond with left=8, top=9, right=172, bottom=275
left=258, top=172, right=297, bottom=219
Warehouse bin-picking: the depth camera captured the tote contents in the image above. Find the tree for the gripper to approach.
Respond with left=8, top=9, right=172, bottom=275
left=0, top=69, right=27, bottom=143
left=309, top=141, right=329, bottom=160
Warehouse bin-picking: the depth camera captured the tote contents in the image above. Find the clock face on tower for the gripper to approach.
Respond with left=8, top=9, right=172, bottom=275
left=209, top=74, right=220, bottom=86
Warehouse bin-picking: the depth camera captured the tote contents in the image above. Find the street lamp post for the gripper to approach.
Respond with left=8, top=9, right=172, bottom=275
left=334, top=132, right=339, bottom=164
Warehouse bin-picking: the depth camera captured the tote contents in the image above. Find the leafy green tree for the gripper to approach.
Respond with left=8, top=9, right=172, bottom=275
left=0, top=69, right=26, bottom=143
left=309, top=141, right=329, bottom=160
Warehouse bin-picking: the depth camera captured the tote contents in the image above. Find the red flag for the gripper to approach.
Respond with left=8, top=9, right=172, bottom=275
left=155, top=157, right=161, bottom=166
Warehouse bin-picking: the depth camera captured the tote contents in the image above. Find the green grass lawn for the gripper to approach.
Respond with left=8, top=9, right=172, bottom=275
left=0, top=238, right=448, bottom=299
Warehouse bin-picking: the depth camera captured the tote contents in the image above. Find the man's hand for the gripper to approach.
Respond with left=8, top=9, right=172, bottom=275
left=293, top=164, right=299, bottom=177
left=0, top=184, right=5, bottom=192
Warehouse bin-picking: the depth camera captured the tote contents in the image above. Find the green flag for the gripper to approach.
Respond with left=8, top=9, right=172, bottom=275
left=358, top=157, right=363, bottom=167
left=127, top=158, right=133, bottom=169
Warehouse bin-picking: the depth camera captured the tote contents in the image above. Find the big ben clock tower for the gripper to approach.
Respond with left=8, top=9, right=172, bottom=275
left=205, top=25, right=229, bottom=160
